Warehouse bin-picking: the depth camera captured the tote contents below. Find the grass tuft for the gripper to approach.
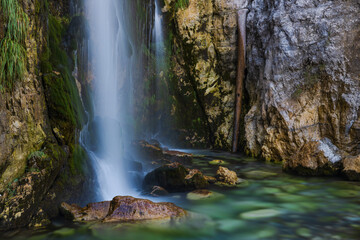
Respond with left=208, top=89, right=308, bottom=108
left=0, top=0, right=29, bottom=91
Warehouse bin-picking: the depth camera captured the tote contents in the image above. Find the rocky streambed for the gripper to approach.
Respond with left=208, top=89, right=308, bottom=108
left=3, top=147, right=360, bottom=240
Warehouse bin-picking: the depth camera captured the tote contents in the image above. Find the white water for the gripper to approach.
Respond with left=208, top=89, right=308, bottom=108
left=151, top=0, right=166, bottom=138
left=83, top=0, right=136, bottom=201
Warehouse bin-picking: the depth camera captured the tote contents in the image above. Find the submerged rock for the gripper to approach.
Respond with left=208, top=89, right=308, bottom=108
left=143, top=162, right=208, bottom=193
left=240, top=209, right=282, bottom=220
left=61, top=196, right=186, bottom=222
left=208, top=160, right=229, bottom=166
left=186, top=189, right=224, bottom=201
left=243, top=170, right=277, bottom=180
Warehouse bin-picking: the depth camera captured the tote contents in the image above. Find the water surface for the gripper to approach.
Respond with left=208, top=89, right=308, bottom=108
left=4, top=150, right=360, bottom=240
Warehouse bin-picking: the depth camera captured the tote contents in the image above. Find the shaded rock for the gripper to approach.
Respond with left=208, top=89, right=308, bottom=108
left=28, top=208, right=51, bottom=228
left=133, top=140, right=163, bottom=161
left=143, top=162, right=208, bottom=192
left=150, top=186, right=169, bottom=197
left=163, top=150, right=193, bottom=165
left=243, top=170, right=277, bottom=180
left=216, top=167, right=238, bottom=185
left=132, top=140, right=193, bottom=165
left=342, top=155, right=360, bottom=181
left=283, top=140, right=343, bottom=176
left=61, top=196, right=186, bottom=223
left=204, top=175, right=217, bottom=184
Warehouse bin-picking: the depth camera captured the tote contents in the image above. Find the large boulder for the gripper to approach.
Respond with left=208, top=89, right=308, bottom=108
left=143, top=162, right=209, bottom=192
left=283, top=140, right=343, bottom=176
left=60, top=196, right=186, bottom=222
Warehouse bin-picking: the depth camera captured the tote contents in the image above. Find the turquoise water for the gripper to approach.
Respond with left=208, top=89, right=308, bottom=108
left=4, top=150, right=360, bottom=240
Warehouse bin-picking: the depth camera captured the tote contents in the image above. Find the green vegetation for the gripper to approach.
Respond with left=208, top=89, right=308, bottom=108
left=0, top=0, right=29, bottom=91
left=41, top=14, right=85, bottom=143
left=175, top=0, right=190, bottom=10
left=27, top=151, right=47, bottom=161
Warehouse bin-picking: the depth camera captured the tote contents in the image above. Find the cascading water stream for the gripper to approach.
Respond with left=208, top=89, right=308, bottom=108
left=151, top=0, right=168, bottom=139
left=81, top=0, right=137, bottom=201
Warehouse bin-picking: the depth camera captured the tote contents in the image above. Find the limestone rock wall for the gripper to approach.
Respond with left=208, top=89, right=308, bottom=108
left=165, top=0, right=240, bottom=149
left=245, top=0, right=360, bottom=175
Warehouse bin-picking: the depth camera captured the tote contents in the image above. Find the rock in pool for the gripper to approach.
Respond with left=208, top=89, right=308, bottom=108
left=60, top=196, right=186, bottom=222
left=143, top=162, right=209, bottom=192
left=240, top=209, right=282, bottom=220
left=216, top=166, right=239, bottom=185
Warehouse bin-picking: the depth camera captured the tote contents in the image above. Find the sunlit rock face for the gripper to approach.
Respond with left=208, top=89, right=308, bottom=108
left=166, top=0, right=241, bottom=149
left=245, top=0, right=360, bottom=174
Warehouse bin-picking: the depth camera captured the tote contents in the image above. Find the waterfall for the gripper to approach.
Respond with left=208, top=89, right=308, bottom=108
left=81, top=0, right=137, bottom=201
left=150, top=0, right=168, bottom=139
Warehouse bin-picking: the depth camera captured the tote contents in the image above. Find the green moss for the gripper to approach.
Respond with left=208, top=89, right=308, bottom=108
left=69, top=144, right=87, bottom=175
left=0, top=0, right=29, bottom=91
left=175, top=0, right=189, bottom=11
left=27, top=151, right=47, bottom=161
left=41, top=14, right=85, bottom=143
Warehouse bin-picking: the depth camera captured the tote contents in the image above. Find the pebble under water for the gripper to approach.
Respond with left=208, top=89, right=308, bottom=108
left=4, top=150, right=360, bottom=240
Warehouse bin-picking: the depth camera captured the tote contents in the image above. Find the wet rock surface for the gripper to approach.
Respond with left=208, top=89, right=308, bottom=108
left=61, top=196, right=186, bottom=222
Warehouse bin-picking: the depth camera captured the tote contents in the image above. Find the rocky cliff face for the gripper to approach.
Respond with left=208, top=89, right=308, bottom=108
left=163, top=0, right=239, bottom=149
left=166, top=0, right=360, bottom=178
left=245, top=0, right=360, bottom=176
left=0, top=0, right=90, bottom=230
